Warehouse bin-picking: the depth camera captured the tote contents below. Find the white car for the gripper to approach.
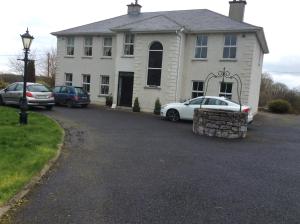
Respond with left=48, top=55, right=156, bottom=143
left=160, top=96, right=253, bottom=123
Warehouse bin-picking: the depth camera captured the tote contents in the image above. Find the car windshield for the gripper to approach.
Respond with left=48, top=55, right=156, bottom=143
left=74, top=87, right=86, bottom=95
left=27, top=85, right=51, bottom=92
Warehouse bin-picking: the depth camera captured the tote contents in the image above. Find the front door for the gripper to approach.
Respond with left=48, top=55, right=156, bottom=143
left=118, top=72, right=134, bottom=107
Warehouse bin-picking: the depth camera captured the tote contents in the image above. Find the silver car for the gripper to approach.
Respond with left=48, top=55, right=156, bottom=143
left=0, top=82, right=55, bottom=110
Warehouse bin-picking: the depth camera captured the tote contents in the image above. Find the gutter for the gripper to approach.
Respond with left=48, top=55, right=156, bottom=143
left=175, top=27, right=184, bottom=101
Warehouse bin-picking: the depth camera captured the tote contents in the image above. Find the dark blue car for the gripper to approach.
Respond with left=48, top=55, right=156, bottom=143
left=53, top=86, right=90, bottom=108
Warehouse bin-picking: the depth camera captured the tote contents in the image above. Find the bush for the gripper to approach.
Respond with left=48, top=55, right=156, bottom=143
left=0, top=79, right=8, bottom=89
left=133, top=97, right=140, bottom=112
left=106, top=94, right=113, bottom=107
left=268, top=99, right=292, bottom=113
left=154, top=98, right=161, bottom=115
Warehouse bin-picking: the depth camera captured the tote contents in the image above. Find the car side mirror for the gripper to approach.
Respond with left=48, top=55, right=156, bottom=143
left=4, top=88, right=8, bottom=92
left=184, top=102, right=190, bottom=106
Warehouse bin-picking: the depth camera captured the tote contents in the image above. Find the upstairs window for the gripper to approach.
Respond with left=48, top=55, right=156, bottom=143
left=147, top=41, right=163, bottom=86
left=192, top=81, right=204, bottom=98
left=82, top=74, right=91, bottom=93
left=66, top=37, right=75, bottom=56
left=65, top=73, right=73, bottom=86
left=223, top=34, right=237, bottom=59
left=123, top=33, right=134, bottom=55
left=103, top=37, right=112, bottom=57
left=84, top=37, right=93, bottom=56
left=219, top=82, right=233, bottom=99
left=195, top=35, right=208, bottom=58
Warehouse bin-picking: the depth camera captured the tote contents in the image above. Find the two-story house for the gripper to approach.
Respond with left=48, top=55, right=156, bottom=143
left=52, top=0, right=268, bottom=114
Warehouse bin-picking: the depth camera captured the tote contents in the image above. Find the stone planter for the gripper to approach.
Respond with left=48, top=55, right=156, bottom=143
left=193, top=109, right=248, bottom=139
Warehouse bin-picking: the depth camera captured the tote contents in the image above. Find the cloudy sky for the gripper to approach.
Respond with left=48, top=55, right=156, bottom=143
left=0, top=0, right=299, bottom=88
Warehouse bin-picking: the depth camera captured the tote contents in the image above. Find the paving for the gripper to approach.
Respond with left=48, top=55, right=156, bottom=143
left=1, top=105, right=300, bottom=224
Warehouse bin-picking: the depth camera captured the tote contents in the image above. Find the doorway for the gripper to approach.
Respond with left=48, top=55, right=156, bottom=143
left=117, top=72, right=134, bottom=107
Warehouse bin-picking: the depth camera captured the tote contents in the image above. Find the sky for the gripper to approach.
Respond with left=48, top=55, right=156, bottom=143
left=0, top=0, right=300, bottom=89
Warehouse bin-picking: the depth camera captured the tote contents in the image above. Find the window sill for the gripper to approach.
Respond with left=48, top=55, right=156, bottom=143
left=98, top=94, right=109, bottom=97
left=144, top=86, right=161, bottom=90
left=82, top=56, right=93, bottom=59
left=100, top=56, right=113, bottom=59
left=121, top=55, right=134, bottom=58
left=192, top=58, right=208, bottom=61
left=219, top=59, right=237, bottom=62
left=64, top=55, right=75, bottom=58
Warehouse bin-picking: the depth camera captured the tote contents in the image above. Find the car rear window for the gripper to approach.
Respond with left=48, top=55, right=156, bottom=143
left=74, top=87, right=86, bottom=95
left=27, top=85, right=51, bottom=92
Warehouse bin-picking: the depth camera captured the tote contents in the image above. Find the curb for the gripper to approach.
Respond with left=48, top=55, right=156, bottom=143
left=0, top=118, right=65, bottom=219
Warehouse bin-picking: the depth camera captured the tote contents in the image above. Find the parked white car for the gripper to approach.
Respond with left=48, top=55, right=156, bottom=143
left=160, top=96, right=253, bottom=123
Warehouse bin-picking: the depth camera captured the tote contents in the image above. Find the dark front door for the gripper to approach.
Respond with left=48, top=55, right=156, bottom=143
left=118, top=72, right=134, bottom=107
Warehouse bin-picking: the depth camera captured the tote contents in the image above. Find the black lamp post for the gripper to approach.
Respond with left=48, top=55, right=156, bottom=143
left=20, top=28, right=34, bottom=125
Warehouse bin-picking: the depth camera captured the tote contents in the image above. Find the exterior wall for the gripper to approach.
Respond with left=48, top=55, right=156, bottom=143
left=180, top=33, right=258, bottom=110
left=56, top=35, right=116, bottom=104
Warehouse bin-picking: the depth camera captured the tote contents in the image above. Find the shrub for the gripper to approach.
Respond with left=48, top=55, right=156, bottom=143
left=0, top=79, right=8, bottom=89
left=154, top=98, right=161, bottom=115
left=133, top=97, right=140, bottom=112
left=106, top=94, right=113, bottom=107
left=268, top=99, right=291, bottom=113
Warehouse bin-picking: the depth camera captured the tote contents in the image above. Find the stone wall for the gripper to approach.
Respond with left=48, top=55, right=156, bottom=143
left=193, top=109, right=248, bottom=139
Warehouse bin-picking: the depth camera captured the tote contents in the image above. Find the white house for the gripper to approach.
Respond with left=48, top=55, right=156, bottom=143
left=52, top=0, right=268, bottom=113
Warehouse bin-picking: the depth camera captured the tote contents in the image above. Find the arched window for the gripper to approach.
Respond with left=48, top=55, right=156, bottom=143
left=147, top=41, right=163, bottom=86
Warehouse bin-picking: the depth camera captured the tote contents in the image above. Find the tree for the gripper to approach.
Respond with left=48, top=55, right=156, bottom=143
left=41, top=48, right=57, bottom=86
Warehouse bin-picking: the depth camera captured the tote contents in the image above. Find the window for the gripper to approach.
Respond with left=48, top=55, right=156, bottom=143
left=100, top=75, right=109, bottom=95
left=147, top=41, right=163, bottom=86
left=6, top=83, right=17, bottom=91
left=195, top=35, right=208, bottom=58
left=223, top=34, right=237, bottom=59
left=204, top=98, right=228, bottom=106
left=66, top=37, right=75, bottom=56
left=60, top=86, right=68, bottom=93
left=84, top=37, right=93, bottom=56
left=65, top=73, right=73, bottom=86
left=103, top=37, right=112, bottom=57
left=82, top=74, right=91, bottom=93
left=123, top=33, right=134, bottom=55
left=192, top=81, right=204, bottom=98
left=190, top=98, right=204, bottom=105
left=219, top=82, right=233, bottom=99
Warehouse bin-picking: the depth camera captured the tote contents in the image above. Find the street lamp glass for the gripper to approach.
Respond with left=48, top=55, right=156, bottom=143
left=21, top=29, right=34, bottom=50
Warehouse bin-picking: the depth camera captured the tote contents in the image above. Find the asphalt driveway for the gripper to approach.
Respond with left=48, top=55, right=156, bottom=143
left=1, top=105, right=300, bottom=224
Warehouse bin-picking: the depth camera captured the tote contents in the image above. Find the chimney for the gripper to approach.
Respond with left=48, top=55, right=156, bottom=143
left=229, top=0, right=247, bottom=22
left=127, top=0, right=142, bottom=15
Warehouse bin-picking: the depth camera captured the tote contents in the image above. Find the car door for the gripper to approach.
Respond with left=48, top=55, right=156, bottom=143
left=11, top=84, right=24, bottom=104
left=2, top=83, right=18, bottom=104
left=181, top=98, right=205, bottom=119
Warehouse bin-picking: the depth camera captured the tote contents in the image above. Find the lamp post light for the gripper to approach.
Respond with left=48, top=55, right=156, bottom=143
left=19, top=28, right=34, bottom=125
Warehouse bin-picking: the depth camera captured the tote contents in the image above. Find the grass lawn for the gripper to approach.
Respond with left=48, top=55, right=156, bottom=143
left=0, top=106, right=63, bottom=206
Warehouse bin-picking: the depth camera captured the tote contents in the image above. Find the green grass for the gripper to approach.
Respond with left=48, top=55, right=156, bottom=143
left=0, top=106, right=63, bottom=206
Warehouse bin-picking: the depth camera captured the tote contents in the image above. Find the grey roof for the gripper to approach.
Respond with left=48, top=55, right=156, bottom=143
left=52, top=9, right=268, bottom=53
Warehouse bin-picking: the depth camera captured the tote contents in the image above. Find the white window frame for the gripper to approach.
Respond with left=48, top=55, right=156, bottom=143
left=123, top=33, right=134, bottom=56
left=103, top=37, right=112, bottom=57
left=194, top=35, right=208, bottom=59
left=82, top=74, right=91, bottom=93
left=191, top=81, right=204, bottom=98
left=66, top=37, right=75, bottom=56
left=65, top=73, right=73, bottom=86
left=100, top=75, right=110, bottom=95
left=84, top=37, right=93, bottom=56
left=223, top=34, right=237, bottom=59
left=219, top=82, right=233, bottom=99
left=147, top=41, right=163, bottom=87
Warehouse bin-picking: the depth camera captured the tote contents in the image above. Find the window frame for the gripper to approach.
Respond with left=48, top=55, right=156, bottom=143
left=82, top=74, right=91, bottom=93
left=66, top=37, right=75, bottom=56
left=194, top=35, right=208, bottom=59
left=123, top=33, right=135, bottom=56
left=84, top=37, right=93, bottom=57
left=223, top=34, right=237, bottom=59
left=65, top=73, right=73, bottom=86
left=100, top=75, right=110, bottom=95
left=219, top=82, right=233, bottom=99
left=147, top=41, right=163, bottom=87
left=191, top=80, right=204, bottom=98
left=103, top=36, right=112, bottom=57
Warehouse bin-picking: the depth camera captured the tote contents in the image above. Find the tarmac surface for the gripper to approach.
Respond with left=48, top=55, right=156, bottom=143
left=1, top=105, right=300, bottom=224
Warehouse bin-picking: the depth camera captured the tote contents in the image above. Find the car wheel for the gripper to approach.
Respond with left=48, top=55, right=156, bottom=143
left=46, top=105, right=53, bottom=110
left=67, top=100, right=74, bottom=108
left=0, top=96, right=5, bottom=106
left=166, top=109, right=180, bottom=122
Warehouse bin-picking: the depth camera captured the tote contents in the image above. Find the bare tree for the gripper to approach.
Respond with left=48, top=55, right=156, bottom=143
left=7, top=51, right=40, bottom=75
left=40, top=48, right=57, bottom=86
